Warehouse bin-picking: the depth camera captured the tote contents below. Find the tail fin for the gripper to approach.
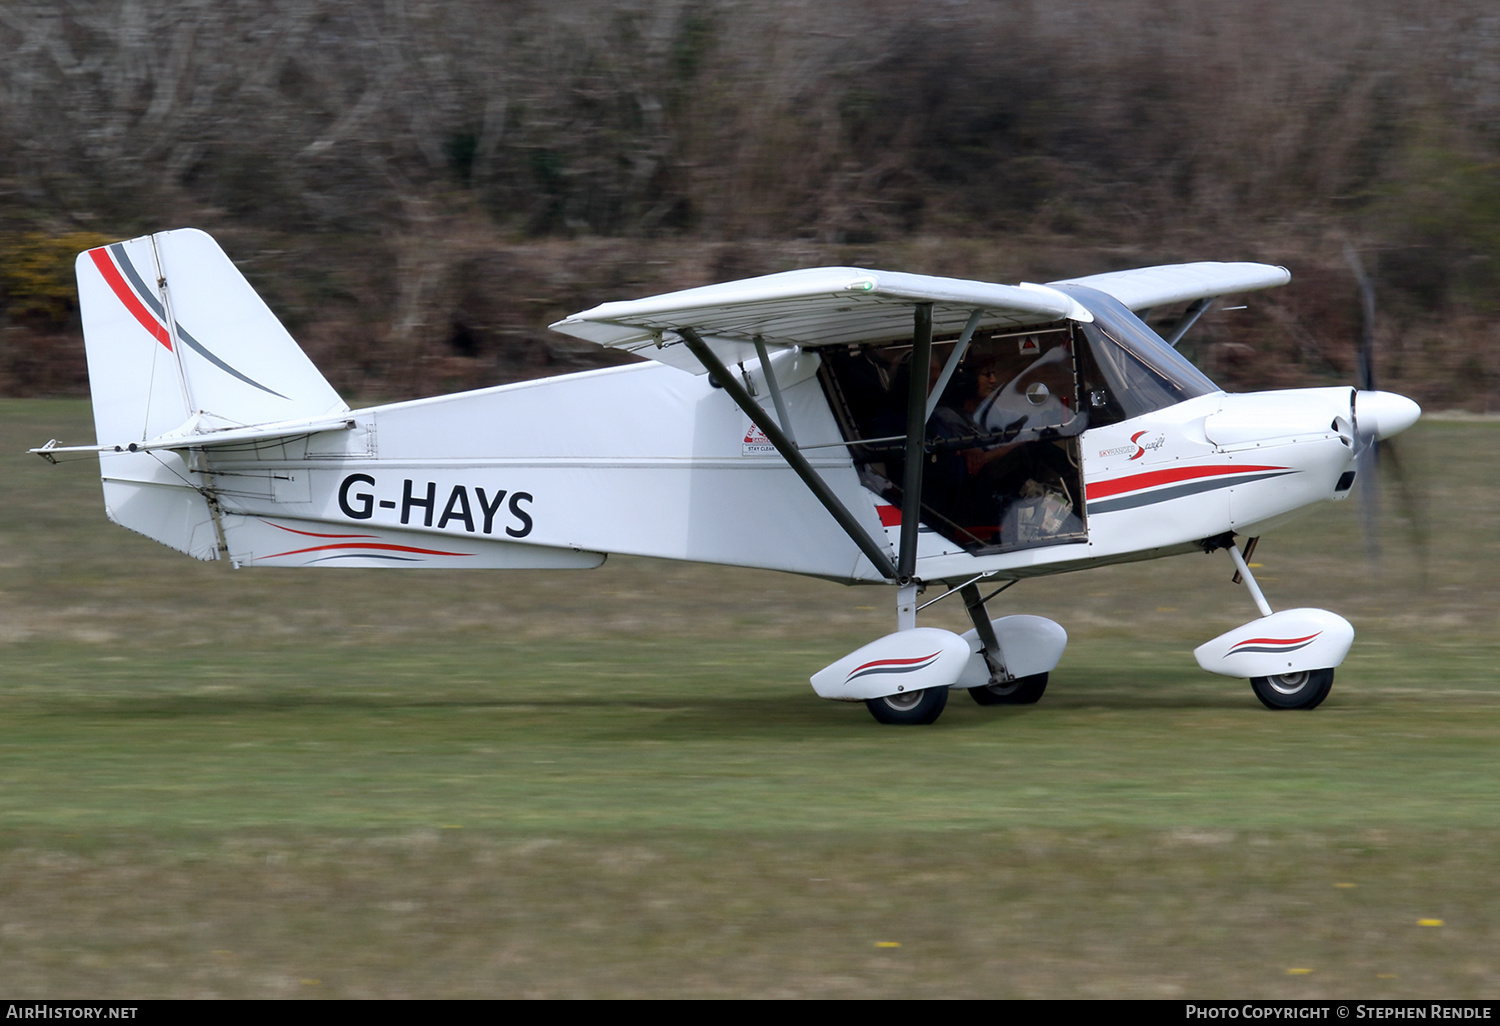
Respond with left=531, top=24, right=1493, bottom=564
left=77, top=228, right=348, bottom=559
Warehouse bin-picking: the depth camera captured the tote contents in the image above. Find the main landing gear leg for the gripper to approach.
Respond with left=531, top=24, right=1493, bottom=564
left=896, top=582, right=918, bottom=632
left=862, top=582, right=948, bottom=725
left=960, top=583, right=1048, bottom=706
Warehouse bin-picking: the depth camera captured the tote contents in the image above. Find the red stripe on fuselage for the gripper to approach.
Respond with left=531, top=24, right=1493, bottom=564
left=261, top=521, right=377, bottom=539
left=1086, top=463, right=1288, bottom=500
left=88, top=248, right=171, bottom=350
left=259, top=542, right=473, bottom=560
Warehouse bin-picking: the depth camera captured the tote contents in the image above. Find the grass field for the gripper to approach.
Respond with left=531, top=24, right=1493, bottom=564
left=2, top=400, right=1498, bottom=998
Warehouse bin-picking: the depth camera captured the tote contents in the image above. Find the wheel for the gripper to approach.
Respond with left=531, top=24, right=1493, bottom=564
left=865, top=686, right=949, bottom=725
left=1250, top=668, right=1334, bottom=710
left=969, top=672, right=1049, bottom=706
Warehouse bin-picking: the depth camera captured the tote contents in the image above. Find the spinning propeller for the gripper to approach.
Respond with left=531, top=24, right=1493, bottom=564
left=1343, top=243, right=1426, bottom=571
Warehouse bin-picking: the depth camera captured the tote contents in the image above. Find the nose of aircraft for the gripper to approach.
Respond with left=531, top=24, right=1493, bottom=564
left=1354, top=390, right=1421, bottom=440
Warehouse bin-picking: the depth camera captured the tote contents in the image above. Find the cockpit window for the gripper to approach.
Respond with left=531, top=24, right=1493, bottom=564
left=1055, top=284, right=1220, bottom=425
left=815, top=288, right=1222, bottom=554
left=819, top=323, right=1088, bottom=554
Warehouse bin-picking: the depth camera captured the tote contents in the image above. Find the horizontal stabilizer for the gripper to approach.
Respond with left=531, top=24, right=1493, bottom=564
left=32, top=413, right=356, bottom=461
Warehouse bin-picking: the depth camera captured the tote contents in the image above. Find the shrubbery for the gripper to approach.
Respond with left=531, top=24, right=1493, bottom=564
left=1, top=1, right=1495, bottom=406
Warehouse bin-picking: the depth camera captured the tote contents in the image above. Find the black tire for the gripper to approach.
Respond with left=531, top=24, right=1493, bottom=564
left=1250, top=668, right=1334, bottom=710
left=865, top=686, right=949, bottom=725
left=969, top=672, right=1049, bottom=706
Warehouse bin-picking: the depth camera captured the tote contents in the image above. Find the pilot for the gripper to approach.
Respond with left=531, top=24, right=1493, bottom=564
left=960, top=347, right=1081, bottom=545
left=973, top=342, right=1075, bottom=437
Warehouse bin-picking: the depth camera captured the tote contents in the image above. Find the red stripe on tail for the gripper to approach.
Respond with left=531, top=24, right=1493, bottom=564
left=88, top=248, right=172, bottom=350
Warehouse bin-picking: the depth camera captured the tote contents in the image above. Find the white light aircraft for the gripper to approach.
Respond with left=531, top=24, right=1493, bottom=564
left=33, top=229, right=1421, bottom=724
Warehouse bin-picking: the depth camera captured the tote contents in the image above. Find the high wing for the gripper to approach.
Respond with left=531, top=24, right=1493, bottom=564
left=548, top=267, right=1086, bottom=373
left=550, top=262, right=1290, bottom=373
left=548, top=259, right=1297, bottom=584
left=1047, top=261, right=1289, bottom=312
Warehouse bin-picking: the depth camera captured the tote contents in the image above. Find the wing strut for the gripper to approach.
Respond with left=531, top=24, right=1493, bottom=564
left=898, top=303, right=933, bottom=580
left=926, top=309, right=983, bottom=422
left=1163, top=297, right=1212, bottom=348
left=677, top=327, right=899, bottom=581
left=751, top=335, right=796, bottom=445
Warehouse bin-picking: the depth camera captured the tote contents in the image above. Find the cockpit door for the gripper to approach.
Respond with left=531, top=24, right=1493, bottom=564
left=820, top=324, right=1090, bottom=555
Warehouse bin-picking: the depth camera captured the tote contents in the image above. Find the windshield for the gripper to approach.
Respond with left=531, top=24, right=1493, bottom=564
left=1054, top=284, right=1220, bottom=423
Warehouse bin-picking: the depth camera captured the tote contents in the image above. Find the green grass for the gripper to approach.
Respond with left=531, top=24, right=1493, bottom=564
left=2, top=401, right=1498, bottom=997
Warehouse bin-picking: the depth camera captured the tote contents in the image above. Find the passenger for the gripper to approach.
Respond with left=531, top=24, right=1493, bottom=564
left=925, top=365, right=982, bottom=525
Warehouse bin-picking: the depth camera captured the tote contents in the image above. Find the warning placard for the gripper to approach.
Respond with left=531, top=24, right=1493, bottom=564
left=742, top=420, right=776, bottom=456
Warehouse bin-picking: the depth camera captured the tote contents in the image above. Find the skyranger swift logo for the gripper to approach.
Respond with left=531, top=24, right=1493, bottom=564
left=1098, top=431, right=1165, bottom=460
